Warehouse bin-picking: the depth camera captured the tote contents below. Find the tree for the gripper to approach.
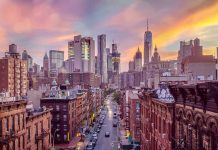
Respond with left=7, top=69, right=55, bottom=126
left=112, top=91, right=121, bottom=104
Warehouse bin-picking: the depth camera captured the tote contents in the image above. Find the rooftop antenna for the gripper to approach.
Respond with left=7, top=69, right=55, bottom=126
left=147, top=18, right=149, bottom=31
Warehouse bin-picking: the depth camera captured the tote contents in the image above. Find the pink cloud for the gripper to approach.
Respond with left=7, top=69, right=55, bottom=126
left=0, top=1, right=74, bottom=33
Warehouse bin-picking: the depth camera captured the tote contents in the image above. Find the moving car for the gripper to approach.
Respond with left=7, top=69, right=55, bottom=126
left=105, top=131, right=110, bottom=137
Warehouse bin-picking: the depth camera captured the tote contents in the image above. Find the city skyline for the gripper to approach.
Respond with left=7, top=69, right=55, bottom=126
left=0, top=0, right=217, bottom=71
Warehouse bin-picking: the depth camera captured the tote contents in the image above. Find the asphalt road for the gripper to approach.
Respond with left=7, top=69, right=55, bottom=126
left=94, top=97, right=118, bottom=150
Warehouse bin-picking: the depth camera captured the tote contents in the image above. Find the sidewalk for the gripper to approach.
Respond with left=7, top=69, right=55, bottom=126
left=54, top=136, right=81, bottom=149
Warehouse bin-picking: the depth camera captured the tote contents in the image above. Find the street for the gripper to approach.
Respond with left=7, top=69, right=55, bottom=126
left=93, top=96, right=119, bottom=150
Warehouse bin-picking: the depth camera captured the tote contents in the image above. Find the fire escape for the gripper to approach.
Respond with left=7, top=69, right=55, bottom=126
left=0, top=129, right=17, bottom=149
left=35, top=129, right=49, bottom=150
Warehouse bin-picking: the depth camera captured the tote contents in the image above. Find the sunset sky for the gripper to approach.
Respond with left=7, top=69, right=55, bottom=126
left=0, top=0, right=218, bottom=71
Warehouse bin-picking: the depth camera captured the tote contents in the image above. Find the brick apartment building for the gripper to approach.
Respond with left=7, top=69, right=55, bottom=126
left=0, top=44, right=28, bottom=97
left=139, top=89, right=174, bottom=150
left=40, top=84, right=88, bottom=144
left=0, top=100, right=52, bottom=150
left=128, top=91, right=141, bottom=142
left=26, top=108, right=51, bottom=150
left=169, top=82, right=218, bottom=150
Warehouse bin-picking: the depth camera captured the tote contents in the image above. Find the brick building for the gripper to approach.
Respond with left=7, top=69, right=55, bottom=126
left=58, top=72, right=101, bottom=88
left=169, top=82, right=218, bottom=150
left=0, top=100, right=52, bottom=150
left=26, top=109, right=51, bottom=150
left=40, top=84, right=88, bottom=144
left=139, top=88, right=174, bottom=150
left=128, top=91, right=141, bottom=142
left=0, top=44, right=28, bottom=97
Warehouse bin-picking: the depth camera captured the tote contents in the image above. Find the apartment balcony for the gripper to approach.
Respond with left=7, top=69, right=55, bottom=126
left=0, top=130, right=18, bottom=144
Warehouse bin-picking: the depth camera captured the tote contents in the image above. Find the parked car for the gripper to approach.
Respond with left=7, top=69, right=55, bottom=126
left=113, top=122, right=117, bottom=127
left=113, top=112, right=117, bottom=118
left=86, top=142, right=94, bottom=150
left=96, top=128, right=100, bottom=133
left=92, top=133, right=98, bottom=140
left=105, top=131, right=110, bottom=137
left=92, top=138, right=97, bottom=147
left=98, top=125, right=101, bottom=129
left=99, top=120, right=103, bottom=125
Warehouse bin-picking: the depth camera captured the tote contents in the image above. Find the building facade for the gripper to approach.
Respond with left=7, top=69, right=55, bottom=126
left=0, top=44, right=28, bottom=97
left=41, top=84, right=88, bottom=144
left=49, top=50, right=64, bottom=77
left=68, top=35, right=95, bottom=73
left=0, top=100, right=52, bottom=150
left=144, top=21, right=152, bottom=65
left=22, top=50, right=33, bottom=72
left=43, top=53, right=49, bottom=77
left=169, top=82, right=218, bottom=150
left=57, top=72, right=101, bottom=88
left=139, top=89, right=174, bottom=150
left=128, top=91, right=141, bottom=142
left=134, top=48, right=142, bottom=72
left=97, top=34, right=108, bottom=83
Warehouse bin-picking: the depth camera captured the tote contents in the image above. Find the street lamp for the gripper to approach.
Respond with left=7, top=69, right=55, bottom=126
left=52, top=129, right=59, bottom=148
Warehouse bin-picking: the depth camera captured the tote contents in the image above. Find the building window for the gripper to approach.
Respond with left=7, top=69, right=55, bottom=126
left=18, top=114, right=20, bottom=130
left=63, top=105, right=67, bottom=111
left=159, top=117, right=161, bottom=132
left=63, top=115, right=67, bottom=121
left=22, top=114, right=25, bottom=129
left=56, top=105, right=60, bottom=111
left=27, top=128, right=31, bottom=143
left=23, top=135, right=25, bottom=149
left=56, top=114, right=60, bottom=121
left=56, top=134, right=60, bottom=141
left=64, top=134, right=67, bottom=141
left=163, top=120, right=166, bottom=133
left=0, top=119, right=2, bottom=137
left=35, top=124, right=38, bottom=136
left=48, top=118, right=50, bottom=129
left=18, top=137, right=20, bottom=149
left=12, top=116, right=15, bottom=131
left=40, top=121, right=43, bottom=133
left=49, top=134, right=51, bottom=144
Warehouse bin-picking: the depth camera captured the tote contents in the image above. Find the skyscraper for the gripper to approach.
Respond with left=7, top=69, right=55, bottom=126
left=97, top=34, right=108, bottom=83
left=106, top=48, right=113, bottom=83
left=49, top=50, right=64, bottom=77
left=68, top=35, right=95, bottom=73
left=134, top=47, right=142, bottom=71
left=43, top=52, right=49, bottom=77
left=129, top=61, right=135, bottom=72
left=111, top=43, right=120, bottom=74
left=144, top=20, right=152, bottom=65
left=22, top=50, right=33, bottom=72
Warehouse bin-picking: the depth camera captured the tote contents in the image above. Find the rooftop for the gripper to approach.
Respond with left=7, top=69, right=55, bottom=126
left=27, top=107, right=52, bottom=119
